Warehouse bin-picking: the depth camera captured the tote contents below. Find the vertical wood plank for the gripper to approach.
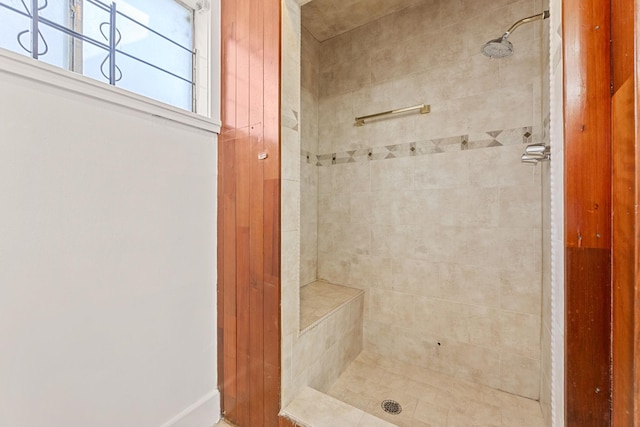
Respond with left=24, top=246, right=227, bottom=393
left=565, top=247, right=611, bottom=424
left=235, top=133, right=251, bottom=426
left=263, top=182, right=281, bottom=427
left=236, top=0, right=251, bottom=131
left=562, top=0, right=612, bottom=425
left=612, top=75, right=637, bottom=427
left=611, top=0, right=638, bottom=423
left=221, top=0, right=237, bottom=131
left=249, top=128, right=266, bottom=427
left=221, top=134, right=238, bottom=416
left=611, top=0, right=635, bottom=93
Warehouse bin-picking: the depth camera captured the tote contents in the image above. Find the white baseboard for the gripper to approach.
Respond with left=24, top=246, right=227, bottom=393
left=159, top=390, right=221, bottom=427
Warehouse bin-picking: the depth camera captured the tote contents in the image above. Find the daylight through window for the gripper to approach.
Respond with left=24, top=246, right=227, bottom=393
left=0, top=0, right=196, bottom=111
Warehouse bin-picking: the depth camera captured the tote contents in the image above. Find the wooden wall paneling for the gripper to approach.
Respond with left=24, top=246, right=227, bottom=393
left=562, top=0, right=612, bottom=425
left=219, top=0, right=281, bottom=425
left=611, top=0, right=638, bottom=424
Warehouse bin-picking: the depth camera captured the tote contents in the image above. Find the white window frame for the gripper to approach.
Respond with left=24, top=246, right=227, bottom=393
left=0, top=0, right=221, bottom=133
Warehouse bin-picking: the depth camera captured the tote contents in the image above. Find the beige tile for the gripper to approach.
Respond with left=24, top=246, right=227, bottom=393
left=392, top=333, right=451, bottom=374
left=449, top=342, right=501, bottom=389
left=318, top=191, right=350, bottom=225
left=349, top=191, right=375, bottom=224
left=414, top=297, right=470, bottom=343
left=368, top=289, right=415, bottom=324
left=318, top=249, right=351, bottom=284
left=357, top=412, right=398, bottom=427
left=414, top=400, right=449, bottom=426
left=466, top=227, right=535, bottom=272
left=414, top=225, right=467, bottom=263
left=282, top=178, right=301, bottom=233
left=391, top=258, right=441, bottom=297
left=500, top=269, right=542, bottom=315
left=468, top=306, right=502, bottom=348
left=300, top=281, right=362, bottom=330
left=371, top=190, right=420, bottom=226
left=499, top=185, right=542, bottom=229
left=333, top=222, right=371, bottom=255
left=364, top=322, right=398, bottom=357
left=349, top=254, right=392, bottom=289
left=464, top=85, right=535, bottom=133
left=283, top=387, right=367, bottom=427
left=500, top=399, right=546, bottom=427
left=439, top=264, right=501, bottom=307
left=499, top=353, right=541, bottom=399
left=370, top=225, right=416, bottom=258
left=467, top=145, right=536, bottom=189
left=440, top=188, right=500, bottom=228
left=282, top=127, right=301, bottom=182
left=325, top=352, right=544, bottom=427
left=365, top=397, right=418, bottom=427
left=499, top=311, right=541, bottom=359
left=414, top=151, right=470, bottom=190
left=440, top=0, right=519, bottom=27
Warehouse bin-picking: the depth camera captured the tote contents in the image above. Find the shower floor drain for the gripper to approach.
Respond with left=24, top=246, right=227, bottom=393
left=381, top=399, right=402, bottom=415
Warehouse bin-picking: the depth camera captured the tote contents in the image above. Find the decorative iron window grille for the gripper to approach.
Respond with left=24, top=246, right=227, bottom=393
left=0, top=0, right=196, bottom=111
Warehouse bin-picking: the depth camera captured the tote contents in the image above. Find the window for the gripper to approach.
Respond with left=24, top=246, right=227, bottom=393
left=0, top=0, right=209, bottom=113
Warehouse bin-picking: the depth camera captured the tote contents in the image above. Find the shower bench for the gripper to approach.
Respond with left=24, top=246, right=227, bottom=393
left=300, top=280, right=363, bottom=331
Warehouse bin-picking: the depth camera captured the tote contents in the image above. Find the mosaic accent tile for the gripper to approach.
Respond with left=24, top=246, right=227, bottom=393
left=300, top=149, right=316, bottom=164
left=309, top=126, right=533, bottom=166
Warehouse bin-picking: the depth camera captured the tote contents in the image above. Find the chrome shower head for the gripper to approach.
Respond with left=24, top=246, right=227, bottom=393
left=481, top=34, right=513, bottom=58
left=481, top=10, right=549, bottom=58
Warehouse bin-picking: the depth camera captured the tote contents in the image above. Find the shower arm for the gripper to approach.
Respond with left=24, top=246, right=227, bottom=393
left=502, top=10, right=550, bottom=38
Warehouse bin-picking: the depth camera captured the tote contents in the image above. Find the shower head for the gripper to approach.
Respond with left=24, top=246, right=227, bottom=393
left=481, top=10, right=550, bottom=58
left=482, top=34, right=513, bottom=58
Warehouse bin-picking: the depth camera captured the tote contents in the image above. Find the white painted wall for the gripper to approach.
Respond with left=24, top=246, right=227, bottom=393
left=0, top=60, right=219, bottom=426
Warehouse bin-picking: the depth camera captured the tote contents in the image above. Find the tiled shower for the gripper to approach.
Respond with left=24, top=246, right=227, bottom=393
left=281, top=0, right=554, bottom=425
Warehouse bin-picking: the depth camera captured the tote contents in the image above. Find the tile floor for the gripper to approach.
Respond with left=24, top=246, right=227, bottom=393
left=283, top=387, right=395, bottom=426
left=300, top=281, right=362, bottom=330
left=326, top=352, right=547, bottom=427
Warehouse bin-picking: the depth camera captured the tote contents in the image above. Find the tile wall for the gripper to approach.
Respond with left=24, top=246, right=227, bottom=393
left=282, top=0, right=365, bottom=407
left=281, top=0, right=303, bottom=407
left=293, top=292, right=364, bottom=394
left=301, top=0, right=546, bottom=400
left=300, top=27, right=320, bottom=286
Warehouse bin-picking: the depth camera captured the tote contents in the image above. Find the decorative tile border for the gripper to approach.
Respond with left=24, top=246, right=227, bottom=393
left=301, top=126, right=534, bottom=166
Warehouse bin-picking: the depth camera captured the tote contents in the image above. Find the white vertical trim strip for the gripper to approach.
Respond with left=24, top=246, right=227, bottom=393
left=549, top=0, right=565, bottom=425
